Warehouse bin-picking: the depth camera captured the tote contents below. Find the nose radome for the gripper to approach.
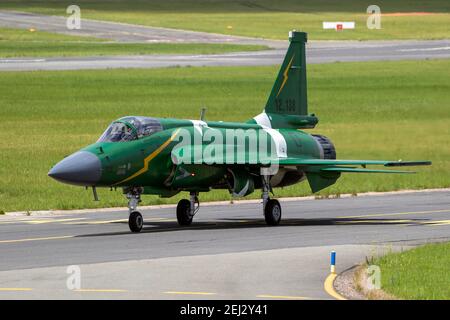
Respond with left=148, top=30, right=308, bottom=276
left=48, top=151, right=101, bottom=186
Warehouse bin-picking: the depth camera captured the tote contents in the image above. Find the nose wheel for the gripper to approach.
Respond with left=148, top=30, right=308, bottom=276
left=126, top=187, right=144, bottom=233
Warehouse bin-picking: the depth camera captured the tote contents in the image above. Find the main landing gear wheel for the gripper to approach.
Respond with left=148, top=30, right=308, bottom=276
left=177, top=192, right=199, bottom=226
left=129, top=211, right=143, bottom=233
left=264, top=199, right=282, bottom=226
left=177, top=199, right=193, bottom=226
left=261, top=174, right=281, bottom=226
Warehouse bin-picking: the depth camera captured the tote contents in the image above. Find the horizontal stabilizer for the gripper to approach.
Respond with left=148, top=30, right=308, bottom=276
left=384, top=161, right=432, bottom=167
left=320, top=167, right=415, bottom=174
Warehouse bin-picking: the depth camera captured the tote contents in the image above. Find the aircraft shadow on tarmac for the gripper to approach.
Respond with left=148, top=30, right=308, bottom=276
left=75, top=217, right=428, bottom=238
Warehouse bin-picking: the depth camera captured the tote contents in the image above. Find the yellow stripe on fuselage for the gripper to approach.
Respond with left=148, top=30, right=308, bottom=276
left=114, top=128, right=181, bottom=185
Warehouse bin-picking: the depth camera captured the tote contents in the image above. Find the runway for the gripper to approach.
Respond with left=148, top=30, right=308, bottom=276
left=2, top=40, right=450, bottom=72
left=0, top=190, right=448, bottom=299
left=0, top=10, right=281, bottom=46
left=1, top=10, right=449, bottom=71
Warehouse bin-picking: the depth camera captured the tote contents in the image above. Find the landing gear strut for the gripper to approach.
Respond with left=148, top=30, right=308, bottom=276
left=176, top=192, right=199, bottom=226
left=126, top=187, right=144, bottom=232
left=261, top=175, right=281, bottom=226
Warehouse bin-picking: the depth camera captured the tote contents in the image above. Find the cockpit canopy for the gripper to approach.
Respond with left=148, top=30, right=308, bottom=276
left=97, top=116, right=163, bottom=142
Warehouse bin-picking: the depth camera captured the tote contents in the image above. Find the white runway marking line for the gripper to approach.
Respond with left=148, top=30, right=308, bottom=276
left=0, top=288, right=33, bottom=292
left=73, top=289, right=128, bottom=293
left=0, top=235, right=74, bottom=244
left=336, top=219, right=415, bottom=225
left=62, top=217, right=176, bottom=225
left=0, top=217, right=86, bottom=225
left=63, top=218, right=128, bottom=225
left=339, top=209, right=450, bottom=227
left=399, top=46, right=450, bottom=52
left=0, top=59, right=46, bottom=63
left=164, top=291, right=217, bottom=296
left=0, top=218, right=39, bottom=224
left=26, top=217, right=87, bottom=224
left=338, top=209, right=450, bottom=219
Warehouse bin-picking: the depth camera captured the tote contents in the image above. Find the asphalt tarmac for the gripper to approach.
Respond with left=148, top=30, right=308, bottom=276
left=1, top=11, right=449, bottom=71
left=0, top=10, right=283, bottom=46
left=0, top=190, right=448, bottom=299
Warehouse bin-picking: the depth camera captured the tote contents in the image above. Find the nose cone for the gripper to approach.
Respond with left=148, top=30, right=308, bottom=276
left=48, top=151, right=102, bottom=186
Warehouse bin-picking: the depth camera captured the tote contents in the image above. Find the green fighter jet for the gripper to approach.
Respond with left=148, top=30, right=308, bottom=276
left=48, top=31, right=431, bottom=233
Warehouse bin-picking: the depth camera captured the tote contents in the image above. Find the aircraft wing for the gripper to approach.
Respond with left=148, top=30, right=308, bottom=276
left=171, top=146, right=431, bottom=193
left=278, top=158, right=432, bottom=170
left=277, top=158, right=431, bottom=192
left=171, top=145, right=431, bottom=170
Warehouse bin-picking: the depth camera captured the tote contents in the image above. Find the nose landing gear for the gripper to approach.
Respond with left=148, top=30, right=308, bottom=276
left=126, top=187, right=144, bottom=233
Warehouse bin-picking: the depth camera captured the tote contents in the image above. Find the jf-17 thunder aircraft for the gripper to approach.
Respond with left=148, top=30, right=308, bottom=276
left=49, top=31, right=431, bottom=232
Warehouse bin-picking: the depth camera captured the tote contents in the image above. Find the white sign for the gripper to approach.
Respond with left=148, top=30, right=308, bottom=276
left=323, top=22, right=355, bottom=30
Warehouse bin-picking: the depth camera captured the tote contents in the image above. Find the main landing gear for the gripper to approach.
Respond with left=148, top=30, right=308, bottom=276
left=125, top=188, right=200, bottom=232
left=262, top=175, right=282, bottom=226
left=176, top=192, right=199, bottom=226
left=125, top=177, right=280, bottom=232
left=126, top=187, right=144, bottom=233
left=174, top=177, right=281, bottom=228
left=173, top=183, right=281, bottom=227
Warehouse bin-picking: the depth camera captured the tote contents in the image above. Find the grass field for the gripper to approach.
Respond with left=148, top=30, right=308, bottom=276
left=0, top=59, right=449, bottom=212
left=1, top=0, right=449, bottom=40
left=0, top=27, right=267, bottom=58
left=373, top=242, right=450, bottom=299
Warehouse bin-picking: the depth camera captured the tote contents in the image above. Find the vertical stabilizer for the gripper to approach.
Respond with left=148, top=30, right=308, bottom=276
left=266, top=31, right=308, bottom=116
left=250, top=31, right=317, bottom=129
